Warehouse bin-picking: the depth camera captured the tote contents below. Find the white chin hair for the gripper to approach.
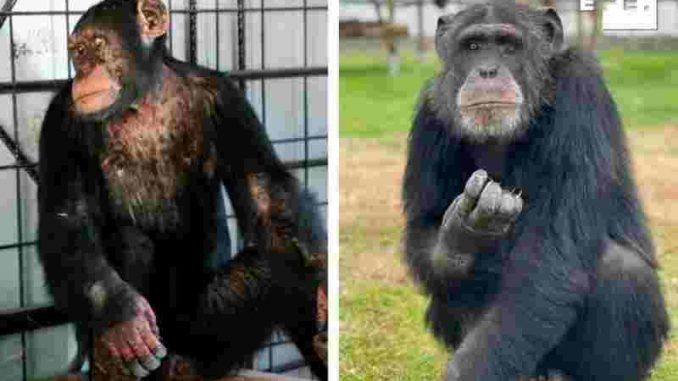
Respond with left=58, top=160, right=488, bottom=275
left=457, top=113, right=524, bottom=143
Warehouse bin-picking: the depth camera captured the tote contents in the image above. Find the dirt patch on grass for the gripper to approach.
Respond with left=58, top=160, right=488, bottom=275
left=340, top=136, right=409, bottom=284
left=629, top=126, right=678, bottom=260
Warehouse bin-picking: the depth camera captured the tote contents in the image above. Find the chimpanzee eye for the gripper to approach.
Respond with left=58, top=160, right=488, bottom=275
left=468, top=42, right=479, bottom=51
left=73, top=44, right=85, bottom=56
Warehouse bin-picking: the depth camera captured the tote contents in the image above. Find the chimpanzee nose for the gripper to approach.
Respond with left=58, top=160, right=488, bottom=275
left=479, top=65, right=499, bottom=79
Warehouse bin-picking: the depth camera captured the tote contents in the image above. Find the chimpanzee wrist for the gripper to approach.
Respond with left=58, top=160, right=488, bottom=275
left=86, top=274, right=139, bottom=330
left=439, top=211, right=505, bottom=255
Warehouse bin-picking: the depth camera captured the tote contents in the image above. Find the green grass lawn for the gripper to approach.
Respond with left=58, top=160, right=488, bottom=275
left=340, top=47, right=678, bottom=137
left=340, top=45, right=678, bottom=380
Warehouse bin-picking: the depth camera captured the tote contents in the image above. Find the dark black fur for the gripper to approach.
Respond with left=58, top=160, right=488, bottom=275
left=38, top=1, right=326, bottom=379
left=403, top=4, right=668, bottom=380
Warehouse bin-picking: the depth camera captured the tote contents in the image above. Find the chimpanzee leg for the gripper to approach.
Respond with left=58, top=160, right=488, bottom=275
left=543, top=241, right=668, bottom=381
left=157, top=246, right=282, bottom=378
left=285, top=317, right=327, bottom=380
left=282, top=286, right=328, bottom=381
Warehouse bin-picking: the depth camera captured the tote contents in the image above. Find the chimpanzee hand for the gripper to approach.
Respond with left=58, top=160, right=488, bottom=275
left=443, top=169, right=522, bottom=237
left=101, top=296, right=167, bottom=378
left=433, top=169, right=523, bottom=276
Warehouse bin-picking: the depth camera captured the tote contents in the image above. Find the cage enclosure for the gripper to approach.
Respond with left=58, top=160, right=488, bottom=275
left=0, top=0, right=327, bottom=379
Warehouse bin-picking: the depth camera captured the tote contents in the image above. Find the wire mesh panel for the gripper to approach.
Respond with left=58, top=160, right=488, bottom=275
left=0, top=0, right=327, bottom=379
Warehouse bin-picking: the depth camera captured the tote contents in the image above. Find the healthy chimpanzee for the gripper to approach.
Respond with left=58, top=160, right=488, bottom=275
left=38, top=0, right=326, bottom=379
left=403, top=3, right=668, bottom=380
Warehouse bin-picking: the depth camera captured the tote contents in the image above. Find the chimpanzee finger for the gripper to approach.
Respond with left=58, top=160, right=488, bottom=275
left=457, top=169, right=489, bottom=216
left=508, top=193, right=523, bottom=222
left=144, top=308, right=159, bottom=336
left=128, top=324, right=162, bottom=372
left=102, top=341, right=134, bottom=376
left=102, top=331, right=131, bottom=375
left=110, top=331, right=135, bottom=363
left=498, top=191, right=520, bottom=220
left=137, top=320, right=167, bottom=363
left=105, top=341, right=122, bottom=360
left=469, top=181, right=502, bottom=225
left=136, top=297, right=159, bottom=335
left=114, top=342, right=135, bottom=376
left=125, top=358, right=150, bottom=378
left=465, top=169, right=489, bottom=198
left=154, top=341, right=167, bottom=359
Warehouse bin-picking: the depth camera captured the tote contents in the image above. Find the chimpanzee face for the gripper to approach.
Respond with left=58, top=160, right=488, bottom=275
left=433, top=4, right=563, bottom=142
left=68, top=26, right=129, bottom=117
left=67, top=0, right=169, bottom=121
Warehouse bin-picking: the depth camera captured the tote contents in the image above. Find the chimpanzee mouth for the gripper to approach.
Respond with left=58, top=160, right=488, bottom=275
left=462, top=102, right=519, bottom=109
left=73, top=88, right=121, bottom=116
left=74, top=89, right=116, bottom=102
left=458, top=101, right=523, bottom=134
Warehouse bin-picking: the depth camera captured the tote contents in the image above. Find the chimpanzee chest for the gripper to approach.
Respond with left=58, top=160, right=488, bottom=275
left=100, top=70, right=217, bottom=230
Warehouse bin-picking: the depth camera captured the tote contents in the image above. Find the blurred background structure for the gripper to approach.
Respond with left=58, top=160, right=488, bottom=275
left=340, top=0, right=677, bottom=74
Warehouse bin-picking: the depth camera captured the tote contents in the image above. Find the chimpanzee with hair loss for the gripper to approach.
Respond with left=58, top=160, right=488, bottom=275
left=403, top=3, right=668, bottom=380
left=38, top=0, right=326, bottom=379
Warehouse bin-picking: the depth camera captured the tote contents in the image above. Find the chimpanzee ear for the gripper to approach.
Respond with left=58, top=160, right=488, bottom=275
left=436, top=14, right=456, bottom=31
left=436, top=16, right=447, bottom=30
left=435, top=14, right=457, bottom=59
left=542, top=8, right=564, bottom=51
left=137, top=0, right=169, bottom=40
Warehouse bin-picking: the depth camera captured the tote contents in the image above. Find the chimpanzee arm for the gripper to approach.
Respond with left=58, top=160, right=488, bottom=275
left=170, top=77, right=326, bottom=378
left=214, top=78, right=326, bottom=260
left=404, top=100, right=520, bottom=296
left=38, top=89, right=139, bottom=330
